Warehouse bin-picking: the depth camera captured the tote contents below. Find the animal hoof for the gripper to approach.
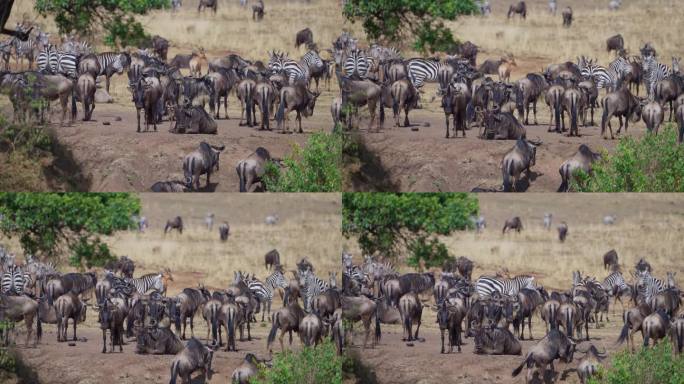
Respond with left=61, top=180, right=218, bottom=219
left=68, top=342, right=76, bottom=347
left=102, top=121, right=111, bottom=126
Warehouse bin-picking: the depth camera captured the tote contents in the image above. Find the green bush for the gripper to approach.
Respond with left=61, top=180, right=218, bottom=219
left=263, top=132, right=342, bottom=192
left=588, top=339, right=684, bottom=384
left=0, top=117, right=52, bottom=156
left=572, top=124, right=684, bottom=192
left=406, top=236, right=451, bottom=269
left=250, top=341, right=342, bottom=384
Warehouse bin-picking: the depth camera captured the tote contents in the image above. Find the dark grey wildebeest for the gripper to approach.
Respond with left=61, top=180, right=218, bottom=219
left=562, top=86, right=587, bottom=136
left=150, top=181, right=190, bottom=192
left=182, top=142, right=225, bottom=190
left=443, top=81, right=471, bottom=138
left=170, top=106, right=217, bottom=134
left=252, top=0, right=264, bottom=21
left=390, top=78, right=419, bottom=128
left=165, top=216, right=184, bottom=235
left=264, top=249, right=280, bottom=270
left=677, top=99, right=684, bottom=144
left=275, top=82, right=320, bottom=133
left=517, top=73, right=548, bottom=125
left=562, top=7, right=573, bottom=27
left=132, top=74, right=163, bottom=133
left=219, top=223, right=229, bottom=241
left=502, top=139, right=537, bottom=192
left=507, top=1, right=527, bottom=19
left=512, top=329, right=576, bottom=382
left=295, top=28, right=313, bottom=49
left=557, top=222, right=568, bottom=242
left=151, top=35, right=169, bottom=62
left=197, top=0, right=217, bottom=14
left=558, top=144, right=601, bottom=192
left=236, top=147, right=273, bottom=192
left=169, top=337, right=214, bottom=384
left=481, top=110, right=526, bottom=140
left=503, top=217, right=523, bottom=233
left=254, top=80, right=276, bottom=130
left=399, top=292, right=423, bottom=342
left=76, top=73, right=96, bottom=121
left=603, top=249, right=618, bottom=270
left=642, top=100, right=664, bottom=134
left=54, top=292, right=87, bottom=342
left=474, top=326, right=522, bottom=355
left=606, top=34, right=624, bottom=54
left=601, top=87, right=643, bottom=139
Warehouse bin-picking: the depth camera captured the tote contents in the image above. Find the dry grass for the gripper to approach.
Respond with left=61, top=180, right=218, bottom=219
left=343, top=194, right=684, bottom=291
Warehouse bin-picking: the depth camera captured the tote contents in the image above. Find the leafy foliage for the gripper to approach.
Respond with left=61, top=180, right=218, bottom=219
left=0, top=193, right=140, bottom=268
left=343, top=0, right=479, bottom=54
left=587, top=339, right=684, bottom=384
left=250, top=341, right=343, bottom=384
left=342, top=193, right=478, bottom=267
left=34, top=0, right=169, bottom=48
left=572, top=125, right=684, bottom=192
left=263, top=132, right=342, bottom=192
left=0, top=117, right=51, bottom=157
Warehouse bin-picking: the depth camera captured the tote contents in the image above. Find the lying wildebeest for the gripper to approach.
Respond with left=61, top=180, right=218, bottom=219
left=562, top=7, right=573, bottom=27
left=502, top=139, right=537, bottom=192
left=642, top=100, right=664, bottom=134
left=219, top=223, right=229, bottom=241
left=165, top=216, right=184, bottom=235
left=183, top=142, right=225, bottom=190
left=474, top=326, right=522, bottom=355
left=601, top=87, right=643, bottom=139
left=606, top=34, right=624, bottom=54
left=150, top=181, right=190, bottom=192
left=275, top=82, right=320, bottom=133
left=558, top=144, right=601, bottom=192
left=236, top=147, right=273, bottom=192
left=557, top=222, right=568, bottom=242
left=295, top=28, right=313, bottom=49
left=503, top=217, right=523, bottom=233
left=169, top=337, right=214, bottom=384
left=512, top=329, right=576, bottom=382
left=170, top=106, right=217, bottom=134
left=264, top=249, right=280, bottom=270
left=481, top=110, right=526, bottom=140
left=443, top=81, right=471, bottom=138
left=135, top=326, right=184, bottom=354
left=507, top=1, right=527, bottom=19
left=76, top=73, right=96, bottom=121
left=55, top=292, right=87, bottom=342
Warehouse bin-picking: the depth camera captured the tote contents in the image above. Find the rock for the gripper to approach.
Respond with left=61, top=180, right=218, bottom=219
left=103, top=122, right=111, bottom=126
left=114, top=116, right=122, bottom=121
left=95, top=89, right=113, bottom=104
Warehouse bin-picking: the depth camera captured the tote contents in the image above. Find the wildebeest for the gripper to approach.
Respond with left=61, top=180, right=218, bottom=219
left=577, top=345, right=606, bottom=384
left=502, top=139, right=537, bottom=192
left=478, top=59, right=502, bottom=76
left=264, top=249, right=280, bottom=270
left=176, top=286, right=210, bottom=340
left=642, top=310, right=670, bottom=347
left=399, top=292, right=423, bottom=342
left=299, top=313, right=322, bottom=347
left=135, top=326, right=184, bottom=355
left=517, top=73, right=548, bottom=125
left=205, top=69, right=235, bottom=120
left=252, top=0, right=264, bottom=21
left=482, top=110, right=527, bottom=140
left=275, top=82, right=320, bottom=133
left=603, top=249, right=619, bottom=270
left=436, top=300, right=466, bottom=353
left=132, top=75, right=163, bottom=133
left=678, top=101, right=684, bottom=144
left=390, top=79, right=419, bottom=127
left=642, top=101, right=664, bottom=134
left=558, top=144, right=601, bottom=192
left=236, top=147, right=273, bottom=192
left=254, top=80, right=276, bottom=130
left=654, top=76, right=683, bottom=122
left=0, top=294, right=39, bottom=347
left=606, top=34, right=624, bottom=54
left=557, top=222, right=568, bottom=242
left=183, top=142, right=225, bottom=190
left=513, top=288, right=545, bottom=340
left=562, top=86, right=587, bottom=136
left=443, top=81, right=471, bottom=138
left=562, top=7, right=573, bottom=27
left=97, top=299, right=125, bottom=353
left=76, top=73, right=96, bottom=121
left=232, top=353, right=270, bottom=384
left=341, top=295, right=378, bottom=349
left=55, top=292, right=87, bottom=342
left=601, top=87, right=643, bottom=139
left=266, top=290, right=306, bottom=353
left=617, top=303, right=651, bottom=352
left=197, top=0, right=217, bottom=14
left=474, top=326, right=522, bottom=355
left=170, top=106, right=217, bottom=134
left=455, top=256, right=474, bottom=281
left=295, top=28, right=313, bottom=49
left=165, top=216, right=184, bottom=235
left=503, top=217, right=523, bottom=233
left=151, top=181, right=190, bottom=192
left=219, top=223, right=229, bottom=241
left=337, top=71, right=384, bottom=131
left=507, top=1, right=527, bottom=19
left=511, top=329, right=576, bottom=382
left=169, top=337, right=214, bottom=384
left=672, top=317, right=684, bottom=355
left=151, top=35, right=169, bottom=62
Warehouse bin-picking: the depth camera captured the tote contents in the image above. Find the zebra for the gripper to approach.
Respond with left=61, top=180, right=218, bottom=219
left=55, top=51, right=79, bottom=78
left=475, top=275, right=535, bottom=299
left=642, top=55, right=672, bottom=100
left=268, top=51, right=308, bottom=85
left=245, top=276, right=273, bottom=321
left=96, top=52, right=130, bottom=93
left=636, top=270, right=666, bottom=304
left=342, top=49, right=370, bottom=79
left=1, top=265, right=26, bottom=295
left=601, top=271, right=631, bottom=306
left=299, top=269, right=329, bottom=312
left=36, top=44, right=59, bottom=73
left=579, top=58, right=629, bottom=92
left=265, top=268, right=288, bottom=295
left=406, top=58, right=443, bottom=88
left=125, top=273, right=164, bottom=295
left=11, top=37, right=35, bottom=69
left=301, top=50, right=326, bottom=91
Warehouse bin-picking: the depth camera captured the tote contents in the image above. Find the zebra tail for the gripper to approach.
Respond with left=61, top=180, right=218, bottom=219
left=267, top=312, right=279, bottom=349
left=375, top=303, right=382, bottom=342
left=169, top=359, right=179, bottom=384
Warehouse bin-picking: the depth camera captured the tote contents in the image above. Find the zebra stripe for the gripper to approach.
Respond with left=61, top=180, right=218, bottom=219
left=475, top=275, right=535, bottom=298
left=406, top=58, right=443, bottom=88
left=246, top=278, right=272, bottom=302
left=96, top=52, right=127, bottom=76
left=642, top=56, right=672, bottom=99
left=343, top=49, right=370, bottom=79
left=300, top=270, right=329, bottom=312
left=124, top=273, right=163, bottom=295
left=602, top=271, right=628, bottom=294
left=637, top=271, right=666, bottom=303
left=11, top=37, right=35, bottom=63
left=1, top=266, right=26, bottom=295
left=265, top=270, right=288, bottom=292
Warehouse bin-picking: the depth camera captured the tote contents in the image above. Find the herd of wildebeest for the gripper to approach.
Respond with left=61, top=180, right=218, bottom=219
left=0, top=212, right=344, bottom=383
left=342, top=213, right=683, bottom=383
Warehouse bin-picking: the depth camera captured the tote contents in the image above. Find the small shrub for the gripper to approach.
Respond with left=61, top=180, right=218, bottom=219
left=573, top=124, right=684, bottom=192
left=0, top=118, right=52, bottom=156
left=406, top=236, right=452, bottom=270
left=588, top=339, right=684, bottom=384
left=250, top=341, right=342, bottom=384
left=263, top=132, right=342, bottom=192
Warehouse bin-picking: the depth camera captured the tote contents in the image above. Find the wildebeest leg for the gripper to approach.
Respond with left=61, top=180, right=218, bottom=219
left=101, top=330, right=107, bottom=353
left=182, top=315, right=187, bottom=339
left=414, top=318, right=421, bottom=340
left=297, top=110, right=303, bottom=133
left=533, top=100, right=538, bottom=124
left=189, top=314, right=195, bottom=337
left=136, top=108, right=141, bottom=133
left=445, top=113, right=450, bottom=138
left=288, top=329, right=293, bottom=345
left=106, top=74, right=111, bottom=94
left=404, top=105, right=410, bottom=127
left=528, top=315, right=533, bottom=339
left=617, top=116, right=623, bottom=135
left=247, top=318, right=251, bottom=340
left=440, top=328, right=445, bottom=353
left=73, top=318, right=77, bottom=341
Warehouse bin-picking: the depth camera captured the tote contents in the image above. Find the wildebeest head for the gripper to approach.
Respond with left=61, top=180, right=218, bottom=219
left=517, top=139, right=537, bottom=166
left=132, top=79, right=146, bottom=109
left=303, top=89, right=320, bottom=117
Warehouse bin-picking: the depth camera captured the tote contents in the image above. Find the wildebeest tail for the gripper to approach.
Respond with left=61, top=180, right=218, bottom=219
left=550, top=305, right=558, bottom=330
left=262, top=89, right=269, bottom=129
left=246, top=84, right=254, bottom=127
left=677, top=321, right=684, bottom=353
left=275, top=89, right=287, bottom=127
left=71, top=79, right=77, bottom=121
left=392, top=89, right=400, bottom=119
left=554, top=92, right=562, bottom=132
left=47, top=284, right=55, bottom=306
left=211, top=305, right=218, bottom=344
left=267, top=311, right=279, bottom=349
left=237, top=162, right=246, bottom=192
left=169, top=359, right=179, bottom=384
left=37, top=304, right=43, bottom=341
left=570, top=96, right=578, bottom=133
left=502, top=159, right=514, bottom=192
left=616, top=310, right=630, bottom=344
left=227, top=310, right=235, bottom=350
left=601, top=101, right=610, bottom=135
left=375, top=303, right=382, bottom=342
left=512, top=353, right=533, bottom=377
left=558, top=163, right=569, bottom=192
left=678, top=112, right=684, bottom=144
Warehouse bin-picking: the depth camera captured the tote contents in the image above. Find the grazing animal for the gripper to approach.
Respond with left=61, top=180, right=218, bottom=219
left=557, top=223, right=568, bottom=242
left=654, top=76, right=682, bottom=121
left=606, top=34, right=624, bottom=54
left=502, top=217, right=524, bottom=233
left=232, top=353, right=269, bottom=384
left=577, top=345, right=606, bottom=384
left=671, top=317, right=684, bottom=355
left=299, top=313, right=323, bottom=347
left=558, top=144, right=601, bottom=192
left=341, top=295, right=378, bottom=349
left=266, top=290, right=306, bottom=353
left=252, top=0, right=264, bottom=21
left=295, top=28, right=313, bottom=49
left=562, top=87, right=587, bottom=136
left=517, top=73, right=548, bottom=125
left=442, top=81, right=471, bottom=138
left=264, top=249, right=280, bottom=271
left=76, top=73, right=96, bottom=121
left=97, top=300, right=125, bottom=353
left=0, top=294, right=39, bottom=347
left=501, top=139, right=537, bottom=192
left=131, top=74, right=163, bottom=133
left=275, top=82, right=320, bottom=133
left=562, top=7, right=573, bottom=27
left=390, top=78, right=419, bottom=127
left=236, top=147, right=273, bottom=192
left=183, top=142, right=225, bottom=190
left=399, top=292, right=423, bottom=342
left=601, top=87, right=643, bottom=139
left=498, top=57, right=517, bottom=83
left=642, top=310, right=670, bottom=347
left=642, top=101, right=664, bottom=134
left=436, top=300, right=466, bottom=353
left=474, top=326, right=522, bottom=355
left=219, top=223, right=229, bottom=241
left=165, top=216, right=184, bottom=235
left=507, top=1, right=527, bottom=19
left=511, top=329, right=576, bottom=382
left=603, top=250, right=619, bottom=270
left=54, top=292, right=87, bottom=342
left=513, top=288, right=545, bottom=340
left=169, top=337, right=214, bottom=384
left=197, top=0, right=217, bottom=14
left=481, top=110, right=527, bottom=140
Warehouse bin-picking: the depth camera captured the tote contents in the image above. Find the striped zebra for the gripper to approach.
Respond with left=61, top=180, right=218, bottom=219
left=299, top=269, right=329, bottom=312
left=245, top=276, right=273, bottom=321
left=11, top=37, right=35, bottom=69
left=124, top=273, right=164, bottom=295
left=579, top=59, right=625, bottom=92
left=1, top=265, right=26, bottom=295
left=642, top=55, right=672, bottom=99
left=268, top=51, right=308, bottom=85
left=301, top=50, right=326, bottom=91
left=475, top=275, right=535, bottom=299
left=265, top=269, right=288, bottom=292
left=406, top=58, right=444, bottom=88
left=36, top=45, right=78, bottom=78
left=342, top=49, right=370, bottom=79
left=36, top=44, right=58, bottom=73
left=636, top=270, right=666, bottom=304
left=96, top=52, right=130, bottom=93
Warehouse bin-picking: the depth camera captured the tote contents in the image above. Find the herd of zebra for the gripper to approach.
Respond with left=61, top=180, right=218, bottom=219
left=0, top=216, right=340, bottom=383
left=340, top=228, right=683, bottom=382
